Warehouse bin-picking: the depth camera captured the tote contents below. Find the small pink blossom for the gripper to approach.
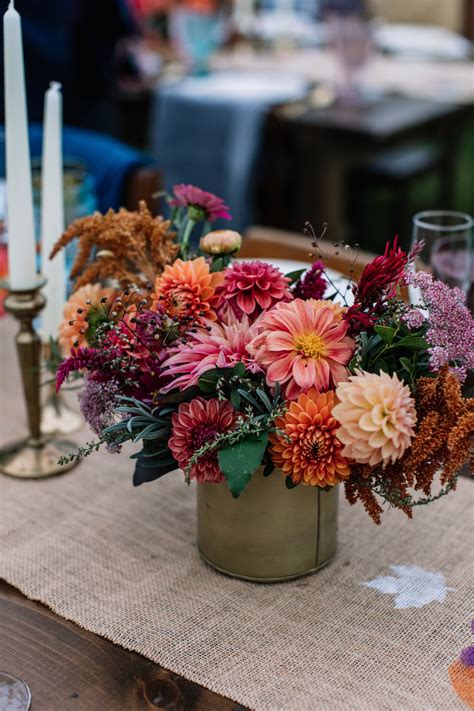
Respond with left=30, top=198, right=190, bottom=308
left=406, top=271, right=474, bottom=381
left=401, top=307, right=426, bottom=330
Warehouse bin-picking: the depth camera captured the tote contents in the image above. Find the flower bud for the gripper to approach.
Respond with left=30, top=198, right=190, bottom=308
left=200, top=230, right=242, bottom=256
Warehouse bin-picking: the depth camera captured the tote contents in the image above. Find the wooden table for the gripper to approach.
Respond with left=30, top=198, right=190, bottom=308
left=259, top=94, right=473, bottom=241
left=215, top=47, right=474, bottom=240
left=0, top=580, right=246, bottom=711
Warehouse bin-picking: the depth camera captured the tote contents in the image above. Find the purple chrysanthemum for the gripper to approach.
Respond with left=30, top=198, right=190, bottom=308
left=406, top=271, right=474, bottom=382
left=170, top=184, right=231, bottom=222
left=292, top=261, right=327, bottom=301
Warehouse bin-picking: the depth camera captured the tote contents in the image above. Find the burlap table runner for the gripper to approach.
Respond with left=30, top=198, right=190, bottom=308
left=0, top=318, right=472, bottom=710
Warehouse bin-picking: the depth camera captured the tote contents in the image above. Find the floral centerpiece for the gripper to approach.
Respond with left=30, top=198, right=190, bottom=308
left=52, top=185, right=473, bottom=580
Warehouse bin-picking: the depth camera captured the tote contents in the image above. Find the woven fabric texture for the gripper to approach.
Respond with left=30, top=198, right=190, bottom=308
left=0, top=319, right=472, bottom=711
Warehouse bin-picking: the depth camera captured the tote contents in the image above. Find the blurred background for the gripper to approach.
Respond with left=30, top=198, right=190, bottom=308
left=0, top=0, right=472, bottom=272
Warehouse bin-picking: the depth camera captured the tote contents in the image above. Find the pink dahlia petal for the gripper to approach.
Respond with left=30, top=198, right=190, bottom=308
left=170, top=184, right=231, bottom=222
left=217, top=260, right=292, bottom=322
left=249, top=298, right=355, bottom=399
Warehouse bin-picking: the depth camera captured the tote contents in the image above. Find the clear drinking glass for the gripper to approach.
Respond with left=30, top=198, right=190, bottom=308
left=411, top=210, right=473, bottom=295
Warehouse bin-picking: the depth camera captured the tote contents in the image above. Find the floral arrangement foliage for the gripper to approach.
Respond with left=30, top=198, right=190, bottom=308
left=52, top=184, right=474, bottom=523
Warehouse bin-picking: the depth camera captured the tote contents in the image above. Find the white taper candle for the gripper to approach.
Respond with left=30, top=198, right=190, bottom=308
left=40, top=82, right=65, bottom=341
left=3, top=0, right=37, bottom=290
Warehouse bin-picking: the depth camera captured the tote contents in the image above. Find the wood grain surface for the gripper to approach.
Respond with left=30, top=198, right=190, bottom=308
left=0, top=581, right=247, bottom=711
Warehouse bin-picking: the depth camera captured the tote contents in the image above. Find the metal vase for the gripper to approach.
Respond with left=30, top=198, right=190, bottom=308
left=197, top=467, right=338, bottom=582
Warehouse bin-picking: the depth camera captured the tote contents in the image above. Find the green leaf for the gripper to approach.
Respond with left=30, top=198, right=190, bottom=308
left=232, top=361, right=246, bottom=377
left=395, top=336, right=428, bottom=349
left=236, top=388, right=261, bottom=411
left=285, top=475, right=299, bottom=489
left=399, top=357, right=413, bottom=373
left=218, top=433, right=268, bottom=498
left=210, top=257, right=224, bottom=273
left=230, top=390, right=241, bottom=408
left=377, top=360, right=390, bottom=373
left=133, top=456, right=177, bottom=486
left=263, top=459, right=274, bottom=477
left=256, top=388, right=273, bottom=413
left=374, top=325, right=396, bottom=345
left=284, top=268, right=306, bottom=284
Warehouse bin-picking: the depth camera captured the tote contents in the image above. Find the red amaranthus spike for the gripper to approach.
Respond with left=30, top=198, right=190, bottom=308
left=56, top=347, right=109, bottom=392
left=353, top=236, right=408, bottom=309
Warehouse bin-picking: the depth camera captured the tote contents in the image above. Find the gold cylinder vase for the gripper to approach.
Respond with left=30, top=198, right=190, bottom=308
left=197, top=467, right=338, bottom=582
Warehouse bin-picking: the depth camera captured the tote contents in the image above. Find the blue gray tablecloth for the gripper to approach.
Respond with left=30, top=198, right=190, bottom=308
left=149, top=71, right=308, bottom=230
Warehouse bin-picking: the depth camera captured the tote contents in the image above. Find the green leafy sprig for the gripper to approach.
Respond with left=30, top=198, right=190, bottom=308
left=351, top=316, right=431, bottom=391
left=188, top=374, right=286, bottom=497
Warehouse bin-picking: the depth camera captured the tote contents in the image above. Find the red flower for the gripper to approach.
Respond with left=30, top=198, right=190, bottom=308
left=292, top=261, right=327, bottom=301
left=346, top=238, right=409, bottom=334
left=353, top=237, right=408, bottom=310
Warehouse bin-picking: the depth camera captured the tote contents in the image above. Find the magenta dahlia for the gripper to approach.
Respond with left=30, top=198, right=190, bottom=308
left=169, top=397, right=237, bottom=483
left=217, top=260, right=292, bottom=321
left=160, top=313, right=262, bottom=393
left=170, top=184, right=231, bottom=222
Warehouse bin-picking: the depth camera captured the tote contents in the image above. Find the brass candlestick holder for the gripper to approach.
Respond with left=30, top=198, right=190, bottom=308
left=0, top=278, right=79, bottom=478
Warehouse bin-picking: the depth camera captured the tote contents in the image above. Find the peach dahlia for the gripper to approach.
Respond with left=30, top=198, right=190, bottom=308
left=249, top=298, right=355, bottom=399
left=270, top=389, right=350, bottom=487
left=332, top=370, right=417, bottom=467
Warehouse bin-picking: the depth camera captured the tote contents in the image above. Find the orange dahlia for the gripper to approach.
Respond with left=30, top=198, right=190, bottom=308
left=270, top=389, right=350, bottom=487
left=59, top=283, right=115, bottom=353
left=249, top=298, right=355, bottom=399
left=152, top=256, right=223, bottom=323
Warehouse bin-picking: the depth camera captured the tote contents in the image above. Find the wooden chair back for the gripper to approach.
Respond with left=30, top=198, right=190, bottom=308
left=241, top=226, right=375, bottom=280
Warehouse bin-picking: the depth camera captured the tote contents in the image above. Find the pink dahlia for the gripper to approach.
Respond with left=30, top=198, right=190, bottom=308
left=161, top=313, right=261, bottom=393
left=249, top=298, right=355, bottom=399
left=170, top=184, right=231, bottom=222
left=217, top=260, right=292, bottom=321
left=169, top=397, right=237, bottom=483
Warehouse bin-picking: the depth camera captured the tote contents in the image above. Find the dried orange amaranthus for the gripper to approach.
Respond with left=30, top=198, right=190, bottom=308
left=345, top=367, right=473, bottom=524
left=50, top=201, right=178, bottom=291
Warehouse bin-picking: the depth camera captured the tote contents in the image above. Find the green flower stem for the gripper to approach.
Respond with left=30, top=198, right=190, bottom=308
left=180, top=218, right=196, bottom=259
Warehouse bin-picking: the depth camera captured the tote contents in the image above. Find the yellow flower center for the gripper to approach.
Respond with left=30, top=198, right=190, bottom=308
left=295, top=332, right=325, bottom=360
